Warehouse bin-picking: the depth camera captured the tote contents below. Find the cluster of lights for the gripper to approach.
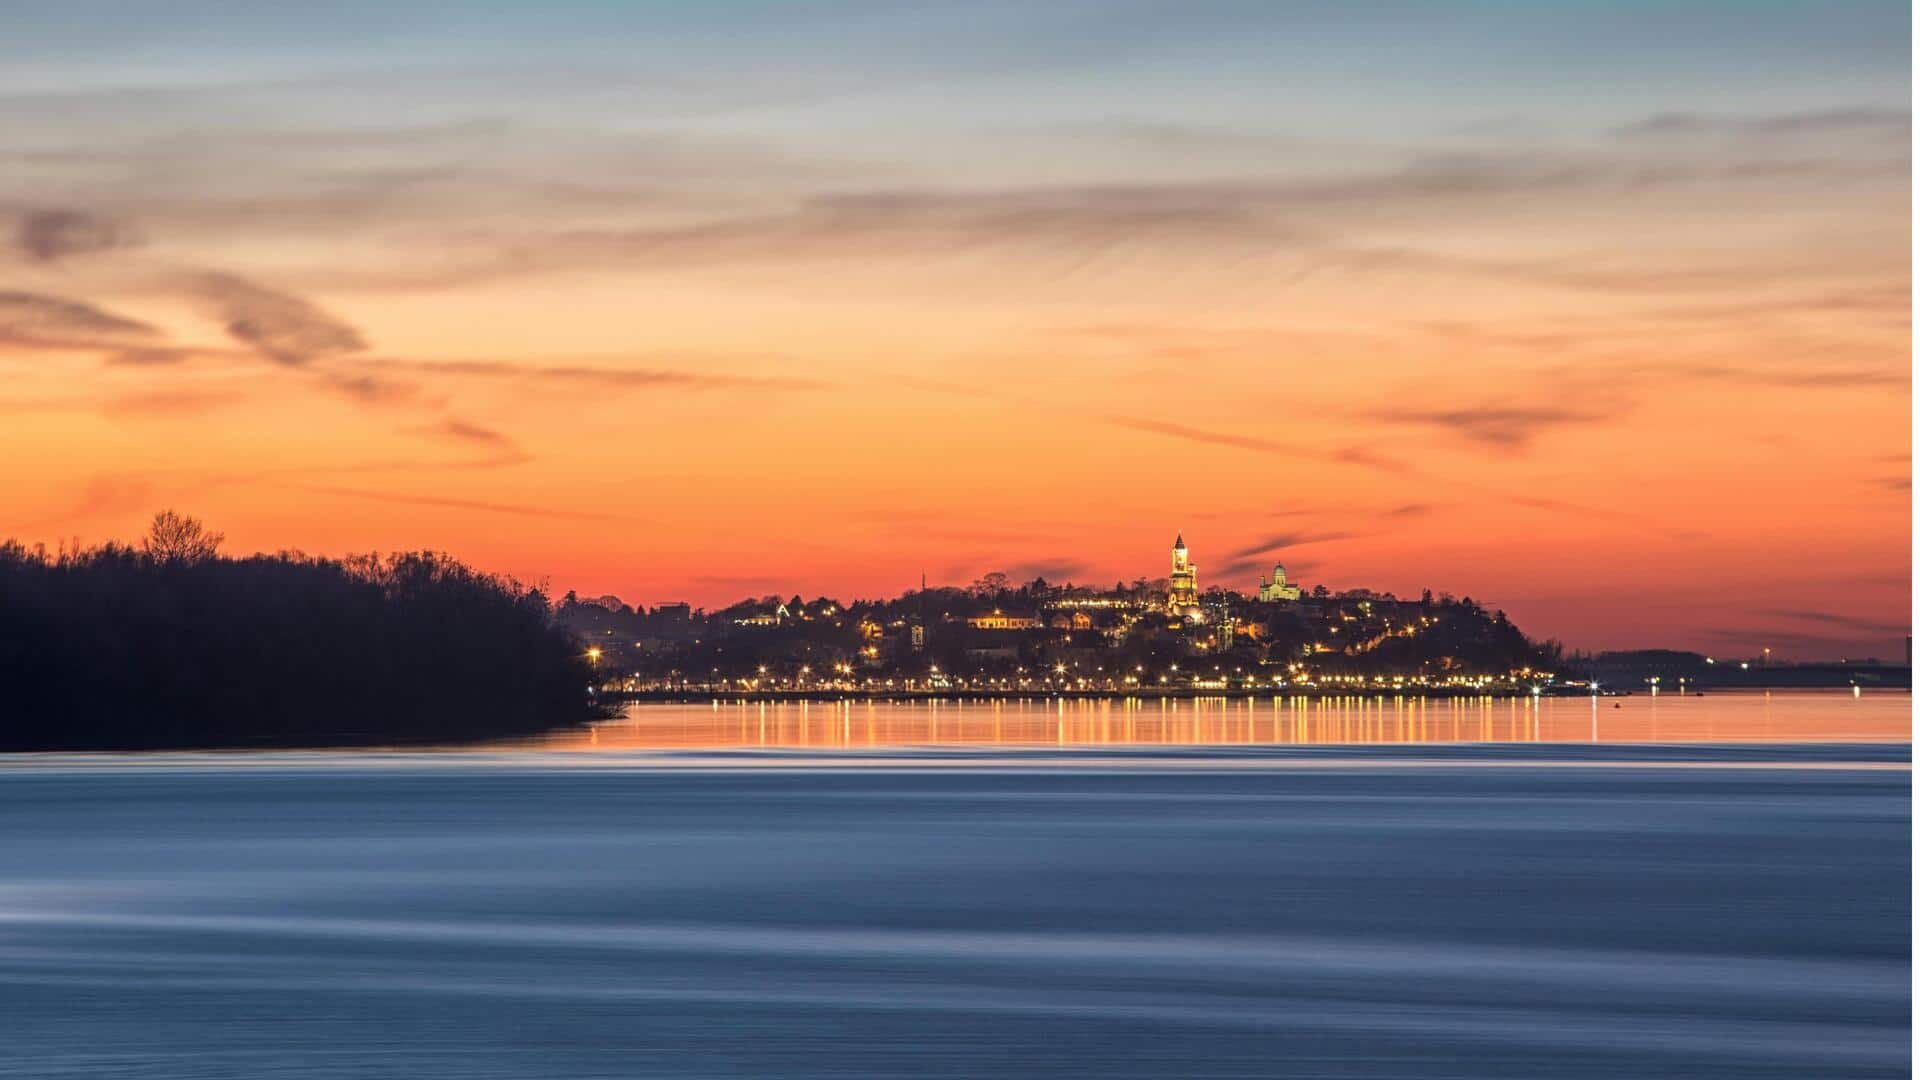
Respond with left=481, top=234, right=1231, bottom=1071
left=586, top=583, right=1570, bottom=698
left=605, top=663, right=1555, bottom=696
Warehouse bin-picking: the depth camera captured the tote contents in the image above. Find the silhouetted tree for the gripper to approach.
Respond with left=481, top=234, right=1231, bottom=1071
left=970, top=572, right=1010, bottom=597
left=140, top=510, right=223, bottom=565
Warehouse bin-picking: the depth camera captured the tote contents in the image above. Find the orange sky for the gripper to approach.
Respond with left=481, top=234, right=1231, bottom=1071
left=0, top=3, right=1909, bottom=659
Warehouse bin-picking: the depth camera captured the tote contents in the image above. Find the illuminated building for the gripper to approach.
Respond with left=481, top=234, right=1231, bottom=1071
left=732, top=599, right=790, bottom=627
left=1168, top=534, right=1198, bottom=611
left=967, top=611, right=1038, bottom=630
left=1257, top=562, right=1301, bottom=602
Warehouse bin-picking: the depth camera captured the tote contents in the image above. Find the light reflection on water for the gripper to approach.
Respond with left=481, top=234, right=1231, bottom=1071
left=516, top=690, right=1910, bottom=751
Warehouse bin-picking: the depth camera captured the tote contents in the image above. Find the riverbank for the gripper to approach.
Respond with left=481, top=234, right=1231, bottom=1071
left=610, top=686, right=1600, bottom=704
left=607, top=671, right=1909, bottom=703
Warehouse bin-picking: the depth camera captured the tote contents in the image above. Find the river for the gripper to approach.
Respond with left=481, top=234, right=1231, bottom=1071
left=1, top=691, right=1907, bottom=1077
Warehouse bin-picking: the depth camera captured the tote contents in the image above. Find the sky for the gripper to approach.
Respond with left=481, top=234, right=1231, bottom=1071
left=1, top=1, right=1910, bottom=659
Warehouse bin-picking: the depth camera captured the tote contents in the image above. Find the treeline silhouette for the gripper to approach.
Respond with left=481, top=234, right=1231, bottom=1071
left=0, top=512, right=605, bottom=750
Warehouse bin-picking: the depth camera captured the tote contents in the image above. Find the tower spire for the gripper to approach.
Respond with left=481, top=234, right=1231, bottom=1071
left=1168, top=531, right=1197, bottom=611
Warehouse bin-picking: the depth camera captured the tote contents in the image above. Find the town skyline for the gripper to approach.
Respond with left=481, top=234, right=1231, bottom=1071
left=554, top=530, right=1896, bottom=664
left=2, top=2, right=1908, bottom=661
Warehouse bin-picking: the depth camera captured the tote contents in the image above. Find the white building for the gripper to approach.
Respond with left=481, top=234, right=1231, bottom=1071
left=1257, top=562, right=1301, bottom=602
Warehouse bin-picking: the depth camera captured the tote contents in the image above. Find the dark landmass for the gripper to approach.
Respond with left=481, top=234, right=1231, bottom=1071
left=558, top=576, right=1566, bottom=694
left=0, top=513, right=604, bottom=751
left=1581, top=648, right=1910, bottom=690
left=559, top=577, right=1907, bottom=696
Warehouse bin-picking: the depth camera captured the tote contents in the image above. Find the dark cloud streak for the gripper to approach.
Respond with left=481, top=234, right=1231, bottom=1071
left=1224, top=530, right=1354, bottom=562
left=286, top=483, right=610, bottom=520
left=1614, top=107, right=1910, bottom=139
left=1102, top=415, right=1406, bottom=473
left=0, top=290, right=158, bottom=346
left=1380, top=406, right=1613, bottom=449
left=13, top=208, right=139, bottom=262
left=386, top=358, right=828, bottom=391
left=191, top=272, right=367, bottom=366
left=1751, top=609, right=1910, bottom=635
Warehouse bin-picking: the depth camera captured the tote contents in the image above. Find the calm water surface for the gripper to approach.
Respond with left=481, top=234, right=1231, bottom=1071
left=2, top=691, right=1908, bottom=1078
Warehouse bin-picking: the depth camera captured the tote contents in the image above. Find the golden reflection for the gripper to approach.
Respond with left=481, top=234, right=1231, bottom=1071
left=519, top=691, right=1912, bottom=751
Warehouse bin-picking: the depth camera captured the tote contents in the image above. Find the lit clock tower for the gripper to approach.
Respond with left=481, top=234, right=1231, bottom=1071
left=1168, top=533, right=1198, bottom=610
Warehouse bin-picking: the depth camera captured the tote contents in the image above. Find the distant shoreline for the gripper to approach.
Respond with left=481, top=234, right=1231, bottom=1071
left=608, top=683, right=1907, bottom=705
left=614, top=687, right=1615, bottom=704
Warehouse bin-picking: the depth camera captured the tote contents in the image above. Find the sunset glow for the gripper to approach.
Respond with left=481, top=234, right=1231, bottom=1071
left=3, top=2, right=1909, bottom=658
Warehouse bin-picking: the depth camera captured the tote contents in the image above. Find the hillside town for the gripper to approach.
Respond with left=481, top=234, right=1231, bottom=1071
left=558, top=535, right=1567, bottom=695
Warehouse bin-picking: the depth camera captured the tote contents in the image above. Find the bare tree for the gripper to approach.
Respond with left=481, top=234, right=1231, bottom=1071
left=969, top=572, right=1009, bottom=597
left=141, top=510, right=224, bottom=565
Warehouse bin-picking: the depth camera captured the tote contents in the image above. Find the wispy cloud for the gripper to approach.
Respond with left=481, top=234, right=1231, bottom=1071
left=407, top=417, right=521, bottom=452
left=1750, top=609, right=1910, bottom=635
left=190, top=272, right=367, bottom=366
left=145, top=125, right=1890, bottom=297
left=12, top=208, right=140, bottom=262
left=102, top=347, right=197, bottom=367
left=1224, top=530, right=1353, bottom=563
left=314, top=371, right=423, bottom=406
left=0, top=290, right=158, bottom=347
left=1380, top=405, right=1614, bottom=449
left=285, top=483, right=612, bottom=520
left=5, top=473, right=151, bottom=533
left=1101, top=415, right=1405, bottom=473
left=1613, top=107, right=1911, bottom=139
left=1196, top=527, right=1360, bottom=582
left=101, top=388, right=244, bottom=417
left=1002, top=557, right=1091, bottom=583
left=385, top=358, right=828, bottom=391
left=1103, top=416, right=1303, bottom=456
left=433, top=418, right=514, bottom=446
left=1660, top=362, right=1910, bottom=390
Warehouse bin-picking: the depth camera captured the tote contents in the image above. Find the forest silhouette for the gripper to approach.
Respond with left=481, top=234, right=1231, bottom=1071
left=0, top=512, right=603, bottom=750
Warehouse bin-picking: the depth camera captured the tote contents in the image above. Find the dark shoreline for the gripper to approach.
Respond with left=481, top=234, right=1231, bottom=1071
left=0, top=724, right=597, bottom=755
left=612, top=687, right=1601, bottom=704
left=608, top=676, right=1908, bottom=705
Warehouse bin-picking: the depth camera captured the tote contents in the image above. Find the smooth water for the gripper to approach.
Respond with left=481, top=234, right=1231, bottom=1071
left=1, top=695, right=1908, bottom=1077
